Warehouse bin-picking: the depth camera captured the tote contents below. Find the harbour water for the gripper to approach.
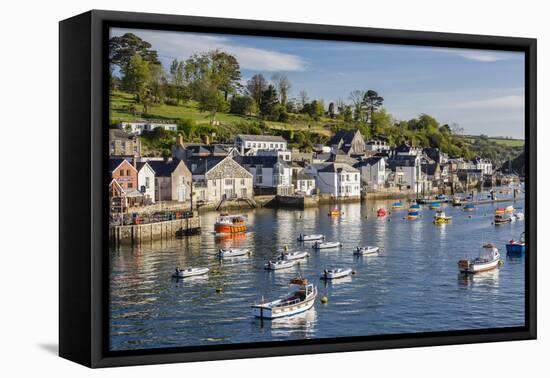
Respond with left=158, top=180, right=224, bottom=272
left=110, top=197, right=526, bottom=351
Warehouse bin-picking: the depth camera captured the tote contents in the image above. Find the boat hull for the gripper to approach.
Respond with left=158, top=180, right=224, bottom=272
left=252, top=290, right=317, bottom=319
left=459, top=259, right=500, bottom=274
left=506, top=244, right=526, bottom=254
left=215, top=224, right=247, bottom=234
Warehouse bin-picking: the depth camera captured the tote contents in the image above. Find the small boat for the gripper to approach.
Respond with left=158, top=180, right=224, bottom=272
left=313, top=241, right=342, bottom=249
left=391, top=202, right=405, bottom=210
left=409, top=203, right=422, bottom=210
left=433, top=211, right=452, bottom=224
left=495, top=207, right=505, bottom=215
left=458, top=243, right=501, bottom=274
left=297, top=233, right=325, bottom=242
left=329, top=207, right=341, bottom=217
left=494, top=214, right=515, bottom=225
left=377, top=208, right=387, bottom=217
left=436, top=194, right=447, bottom=200
left=506, top=232, right=526, bottom=254
left=354, top=246, right=380, bottom=256
left=515, top=212, right=525, bottom=220
left=463, top=203, right=476, bottom=212
left=172, top=267, right=209, bottom=278
left=429, top=202, right=442, bottom=210
left=265, top=259, right=296, bottom=270
left=214, top=213, right=247, bottom=234
left=320, top=268, right=353, bottom=280
left=407, top=210, right=419, bottom=220
left=505, top=205, right=514, bottom=214
left=252, top=278, right=317, bottom=319
left=217, top=248, right=250, bottom=258
left=278, top=250, right=309, bottom=261
left=452, top=197, right=463, bottom=206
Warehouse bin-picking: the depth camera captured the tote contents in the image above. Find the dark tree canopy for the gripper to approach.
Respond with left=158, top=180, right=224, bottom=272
left=109, top=33, right=160, bottom=70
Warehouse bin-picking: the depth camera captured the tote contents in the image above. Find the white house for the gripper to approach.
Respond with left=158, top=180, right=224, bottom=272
left=236, top=156, right=293, bottom=195
left=121, top=122, right=178, bottom=135
left=353, top=156, right=387, bottom=191
left=147, top=159, right=192, bottom=202
left=256, top=149, right=292, bottom=162
left=388, top=155, right=423, bottom=193
left=313, top=163, right=360, bottom=198
left=365, top=140, right=391, bottom=153
left=474, top=157, right=493, bottom=175
left=295, top=171, right=316, bottom=196
left=234, top=134, right=288, bottom=155
left=136, top=162, right=156, bottom=204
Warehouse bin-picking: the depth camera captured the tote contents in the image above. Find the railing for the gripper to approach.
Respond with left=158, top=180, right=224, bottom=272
left=110, top=210, right=196, bottom=226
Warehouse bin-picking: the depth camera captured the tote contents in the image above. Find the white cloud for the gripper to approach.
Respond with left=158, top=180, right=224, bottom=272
left=111, top=28, right=307, bottom=72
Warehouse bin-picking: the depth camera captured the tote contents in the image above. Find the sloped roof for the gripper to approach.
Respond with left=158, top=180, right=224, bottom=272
left=185, top=156, right=225, bottom=175
left=236, top=134, right=287, bottom=143
left=234, top=155, right=289, bottom=169
left=388, top=155, right=418, bottom=169
left=329, top=129, right=357, bottom=145
left=109, top=128, right=134, bottom=140
left=108, top=158, right=136, bottom=173
left=318, top=162, right=359, bottom=173
left=354, top=156, right=384, bottom=168
left=147, top=159, right=185, bottom=177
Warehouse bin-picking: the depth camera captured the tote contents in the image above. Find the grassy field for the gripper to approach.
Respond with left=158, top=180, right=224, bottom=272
left=460, top=135, right=524, bottom=147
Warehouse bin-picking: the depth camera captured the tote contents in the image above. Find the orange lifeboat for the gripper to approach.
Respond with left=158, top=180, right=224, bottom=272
left=214, top=214, right=247, bottom=234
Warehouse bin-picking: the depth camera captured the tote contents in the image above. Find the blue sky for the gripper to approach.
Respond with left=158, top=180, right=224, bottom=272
left=112, top=28, right=525, bottom=138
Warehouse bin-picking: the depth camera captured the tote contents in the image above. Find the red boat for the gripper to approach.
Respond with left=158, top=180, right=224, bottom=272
left=377, top=208, right=387, bottom=217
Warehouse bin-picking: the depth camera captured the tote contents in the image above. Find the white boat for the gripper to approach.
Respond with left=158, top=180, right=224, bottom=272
left=265, top=259, right=296, bottom=270
left=252, top=278, right=317, bottom=319
left=515, top=212, right=525, bottom=220
left=297, top=233, right=325, bottom=242
left=278, top=250, right=309, bottom=261
left=172, top=267, right=209, bottom=278
left=217, top=248, right=250, bottom=258
left=354, top=246, right=380, bottom=256
left=458, top=243, right=501, bottom=274
left=313, top=241, right=342, bottom=250
left=320, top=268, right=353, bottom=280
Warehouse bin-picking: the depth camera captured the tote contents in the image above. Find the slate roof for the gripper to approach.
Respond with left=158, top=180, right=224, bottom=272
left=353, top=156, right=384, bottom=168
left=147, top=159, right=185, bottom=177
left=236, top=134, right=287, bottom=143
left=387, top=155, right=418, bottom=169
left=109, top=128, right=134, bottom=140
left=318, top=162, right=359, bottom=173
left=108, top=158, right=136, bottom=173
left=329, top=129, right=357, bottom=146
left=234, top=155, right=289, bottom=169
left=184, top=156, right=225, bottom=175
left=296, top=171, right=315, bottom=180
left=136, top=161, right=155, bottom=174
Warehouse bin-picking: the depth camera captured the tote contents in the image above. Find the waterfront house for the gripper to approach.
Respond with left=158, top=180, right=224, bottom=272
left=353, top=156, right=387, bottom=191
left=136, top=162, right=155, bottom=204
left=387, top=154, right=423, bottom=193
left=473, top=156, right=493, bottom=175
left=109, top=129, right=141, bottom=157
left=109, top=158, right=138, bottom=191
left=393, top=143, right=422, bottom=157
left=147, top=159, right=192, bottom=202
left=313, top=162, right=361, bottom=198
left=234, top=134, right=288, bottom=155
left=295, top=171, right=316, bottom=196
left=366, top=140, right=391, bottom=153
left=172, top=134, right=238, bottom=160
left=423, top=147, right=448, bottom=165
left=187, top=155, right=253, bottom=204
left=235, top=155, right=293, bottom=195
left=329, top=129, right=366, bottom=156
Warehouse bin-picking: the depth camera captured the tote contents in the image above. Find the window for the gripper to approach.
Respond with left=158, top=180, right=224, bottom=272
left=241, top=188, right=247, bottom=197
left=257, top=176, right=263, bottom=184
left=240, top=178, right=245, bottom=186
left=270, top=143, right=274, bottom=148
left=127, top=183, right=133, bottom=189
left=225, top=179, right=233, bottom=186
left=145, top=177, right=150, bottom=188
left=256, top=165, right=263, bottom=175
left=126, top=169, right=131, bottom=176
left=182, top=177, right=186, bottom=184
left=119, top=169, right=124, bottom=176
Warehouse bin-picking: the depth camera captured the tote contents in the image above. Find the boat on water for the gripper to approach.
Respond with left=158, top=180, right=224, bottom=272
left=429, top=202, right=442, bottom=210
left=320, top=268, right=353, bottom=280
left=377, top=208, right=387, bottom=217
left=329, top=207, right=341, bottom=217
left=172, top=267, right=209, bottom=278
left=505, top=205, right=515, bottom=214
left=297, top=233, right=325, bottom=242
left=495, top=207, right=505, bottom=215
left=458, top=243, right=501, bottom=274
left=313, top=241, right=342, bottom=250
left=452, top=197, right=463, bottom=206
left=217, top=248, right=250, bottom=258
left=463, top=203, right=476, bottom=212
left=392, top=202, right=405, bottom=210
left=407, top=210, right=419, bottom=220
left=278, top=250, right=309, bottom=261
left=515, top=212, right=525, bottom=220
left=409, top=203, right=422, bottom=210
left=494, top=214, right=515, bottom=225
left=506, top=232, right=526, bottom=254
left=433, top=211, right=452, bottom=224
left=251, top=278, right=317, bottom=319
left=265, top=259, right=296, bottom=270
left=214, top=213, right=247, bottom=234
left=354, top=246, right=380, bottom=256
left=436, top=194, right=447, bottom=200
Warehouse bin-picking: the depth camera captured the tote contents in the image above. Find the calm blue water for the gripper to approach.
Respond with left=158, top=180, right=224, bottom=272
left=109, top=198, right=526, bottom=351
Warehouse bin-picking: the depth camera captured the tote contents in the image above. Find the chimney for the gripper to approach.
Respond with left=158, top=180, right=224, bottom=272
left=176, top=133, right=184, bottom=145
left=203, top=135, right=210, bottom=145
left=133, top=154, right=138, bottom=169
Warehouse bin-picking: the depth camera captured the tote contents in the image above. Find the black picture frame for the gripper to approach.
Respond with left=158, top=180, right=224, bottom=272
left=59, top=9, right=537, bottom=368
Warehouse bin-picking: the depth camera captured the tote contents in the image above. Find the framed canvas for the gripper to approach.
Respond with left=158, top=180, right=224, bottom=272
left=59, top=10, right=536, bottom=368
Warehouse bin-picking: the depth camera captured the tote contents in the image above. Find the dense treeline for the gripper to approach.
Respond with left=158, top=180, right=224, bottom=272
left=109, top=33, right=523, bottom=163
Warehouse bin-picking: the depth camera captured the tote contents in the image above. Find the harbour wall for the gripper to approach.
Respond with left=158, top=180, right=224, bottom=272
left=110, top=217, right=201, bottom=246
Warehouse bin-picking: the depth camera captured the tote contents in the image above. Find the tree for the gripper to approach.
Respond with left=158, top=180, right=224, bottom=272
left=328, top=102, right=335, bottom=119
left=349, top=90, right=366, bottom=122
left=362, top=90, right=384, bottom=125
left=122, top=53, right=150, bottom=104
left=246, top=74, right=268, bottom=107
left=194, top=76, right=227, bottom=124
left=109, top=33, right=160, bottom=71
left=271, top=74, right=291, bottom=106
left=148, top=63, right=167, bottom=103
left=230, top=95, right=257, bottom=116
left=169, top=59, right=186, bottom=104
left=259, top=85, right=279, bottom=120
left=298, top=90, right=309, bottom=109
